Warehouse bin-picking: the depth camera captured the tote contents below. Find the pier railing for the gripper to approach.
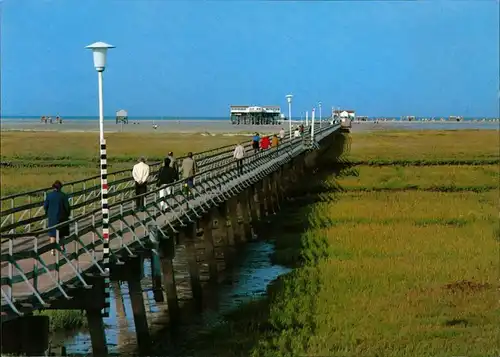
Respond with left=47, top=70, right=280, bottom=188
left=0, top=123, right=340, bottom=319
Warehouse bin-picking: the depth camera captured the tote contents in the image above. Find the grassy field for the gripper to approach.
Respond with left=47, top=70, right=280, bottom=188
left=0, top=131, right=247, bottom=196
left=330, top=165, right=499, bottom=191
left=0, top=131, right=247, bottom=161
left=168, top=129, right=499, bottom=357
left=347, top=130, right=498, bottom=161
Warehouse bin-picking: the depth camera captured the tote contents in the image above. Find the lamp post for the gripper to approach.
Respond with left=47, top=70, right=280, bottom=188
left=319, top=102, right=322, bottom=128
left=311, top=107, right=316, bottom=144
left=286, top=94, right=293, bottom=140
left=86, top=41, right=115, bottom=319
left=306, top=111, right=309, bottom=126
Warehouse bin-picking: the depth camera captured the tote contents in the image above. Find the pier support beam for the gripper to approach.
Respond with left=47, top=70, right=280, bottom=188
left=212, top=202, right=234, bottom=268
left=159, top=235, right=180, bottom=323
left=238, top=191, right=251, bottom=240
left=263, top=177, right=275, bottom=215
left=183, top=222, right=202, bottom=302
left=271, top=171, right=281, bottom=210
left=248, top=185, right=259, bottom=233
left=201, top=210, right=218, bottom=282
left=126, top=256, right=151, bottom=356
left=252, top=183, right=263, bottom=220
left=257, top=181, right=267, bottom=218
left=112, top=281, right=126, bottom=319
left=151, top=252, right=165, bottom=303
left=86, top=309, right=109, bottom=357
left=227, top=197, right=241, bottom=244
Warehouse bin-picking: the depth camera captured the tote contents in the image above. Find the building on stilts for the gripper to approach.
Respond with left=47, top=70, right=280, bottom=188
left=230, top=105, right=283, bottom=125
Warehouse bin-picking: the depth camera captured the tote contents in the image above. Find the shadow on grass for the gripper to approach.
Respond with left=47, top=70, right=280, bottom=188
left=150, top=132, right=353, bottom=357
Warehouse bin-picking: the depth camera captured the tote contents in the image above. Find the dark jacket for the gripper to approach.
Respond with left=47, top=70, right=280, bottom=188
left=44, top=190, right=71, bottom=237
left=157, top=158, right=178, bottom=186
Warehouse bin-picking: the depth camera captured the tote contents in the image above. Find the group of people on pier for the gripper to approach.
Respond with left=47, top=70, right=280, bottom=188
left=132, top=151, right=198, bottom=211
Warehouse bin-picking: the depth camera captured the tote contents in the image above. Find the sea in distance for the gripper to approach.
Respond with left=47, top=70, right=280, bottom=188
left=1, top=115, right=499, bottom=121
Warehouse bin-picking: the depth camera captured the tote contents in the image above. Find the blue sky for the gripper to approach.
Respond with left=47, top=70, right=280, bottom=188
left=1, top=0, right=499, bottom=118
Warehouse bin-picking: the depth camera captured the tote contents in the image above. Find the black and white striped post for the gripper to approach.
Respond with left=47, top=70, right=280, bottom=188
left=100, top=139, right=111, bottom=317
left=86, top=41, right=115, bottom=318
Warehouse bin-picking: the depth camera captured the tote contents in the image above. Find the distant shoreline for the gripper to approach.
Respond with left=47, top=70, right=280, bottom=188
left=0, top=119, right=497, bottom=134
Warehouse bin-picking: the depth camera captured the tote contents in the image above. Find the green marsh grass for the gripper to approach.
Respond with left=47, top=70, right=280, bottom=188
left=332, top=165, right=499, bottom=190
left=36, top=310, right=87, bottom=331
left=0, top=131, right=246, bottom=161
left=348, top=130, right=499, bottom=161
left=169, top=130, right=499, bottom=357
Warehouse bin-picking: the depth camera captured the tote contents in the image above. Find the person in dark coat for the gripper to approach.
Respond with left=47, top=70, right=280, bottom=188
left=157, top=157, right=178, bottom=211
left=44, top=180, right=71, bottom=256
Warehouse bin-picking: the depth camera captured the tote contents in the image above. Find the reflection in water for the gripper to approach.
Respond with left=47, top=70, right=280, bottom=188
left=51, top=240, right=290, bottom=355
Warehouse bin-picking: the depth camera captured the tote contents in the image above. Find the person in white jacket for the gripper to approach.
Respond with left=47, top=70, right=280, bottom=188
left=233, top=143, right=245, bottom=175
left=132, top=156, right=150, bottom=209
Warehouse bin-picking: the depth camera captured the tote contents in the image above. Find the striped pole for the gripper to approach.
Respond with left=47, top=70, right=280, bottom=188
left=100, top=139, right=111, bottom=317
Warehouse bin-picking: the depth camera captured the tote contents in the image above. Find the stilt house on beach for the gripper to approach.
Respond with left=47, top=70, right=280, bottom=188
left=230, top=105, right=282, bottom=125
left=116, top=109, right=128, bottom=124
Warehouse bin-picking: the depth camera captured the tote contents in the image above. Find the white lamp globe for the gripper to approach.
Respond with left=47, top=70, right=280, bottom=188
left=286, top=94, right=293, bottom=103
left=85, top=42, right=115, bottom=72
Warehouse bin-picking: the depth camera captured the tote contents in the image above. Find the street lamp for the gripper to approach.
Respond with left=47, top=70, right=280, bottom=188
left=285, top=94, right=293, bottom=140
left=319, top=102, right=322, bottom=128
left=85, top=42, right=115, bottom=141
left=86, top=41, right=114, bottom=320
left=311, top=107, right=316, bottom=144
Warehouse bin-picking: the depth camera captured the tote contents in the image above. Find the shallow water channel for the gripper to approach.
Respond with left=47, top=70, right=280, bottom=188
left=50, top=239, right=291, bottom=355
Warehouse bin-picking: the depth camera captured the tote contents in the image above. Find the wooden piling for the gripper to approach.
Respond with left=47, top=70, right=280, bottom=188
left=257, top=181, right=267, bottom=218
left=262, top=177, right=275, bottom=215
left=212, top=202, right=234, bottom=268
left=86, top=309, right=109, bottom=357
left=112, top=281, right=126, bottom=319
left=238, top=191, right=251, bottom=241
left=227, top=197, right=240, bottom=244
left=252, top=183, right=262, bottom=219
left=271, top=171, right=281, bottom=210
left=150, top=253, right=165, bottom=303
left=126, top=256, right=151, bottom=355
left=248, top=185, right=259, bottom=232
left=201, top=210, right=218, bottom=282
left=183, top=222, right=203, bottom=302
left=159, top=235, right=179, bottom=323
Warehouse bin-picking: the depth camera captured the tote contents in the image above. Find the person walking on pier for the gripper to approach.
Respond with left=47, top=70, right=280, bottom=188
left=233, top=142, right=245, bottom=175
left=260, top=135, right=270, bottom=150
left=181, top=152, right=197, bottom=197
left=252, top=133, right=261, bottom=153
left=44, top=180, right=71, bottom=256
left=279, top=128, right=285, bottom=142
left=167, top=151, right=178, bottom=172
left=272, top=134, right=279, bottom=156
left=156, top=157, right=178, bottom=212
left=132, top=157, right=150, bottom=209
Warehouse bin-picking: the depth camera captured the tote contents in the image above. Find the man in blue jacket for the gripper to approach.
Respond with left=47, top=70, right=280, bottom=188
left=44, top=180, right=71, bottom=256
